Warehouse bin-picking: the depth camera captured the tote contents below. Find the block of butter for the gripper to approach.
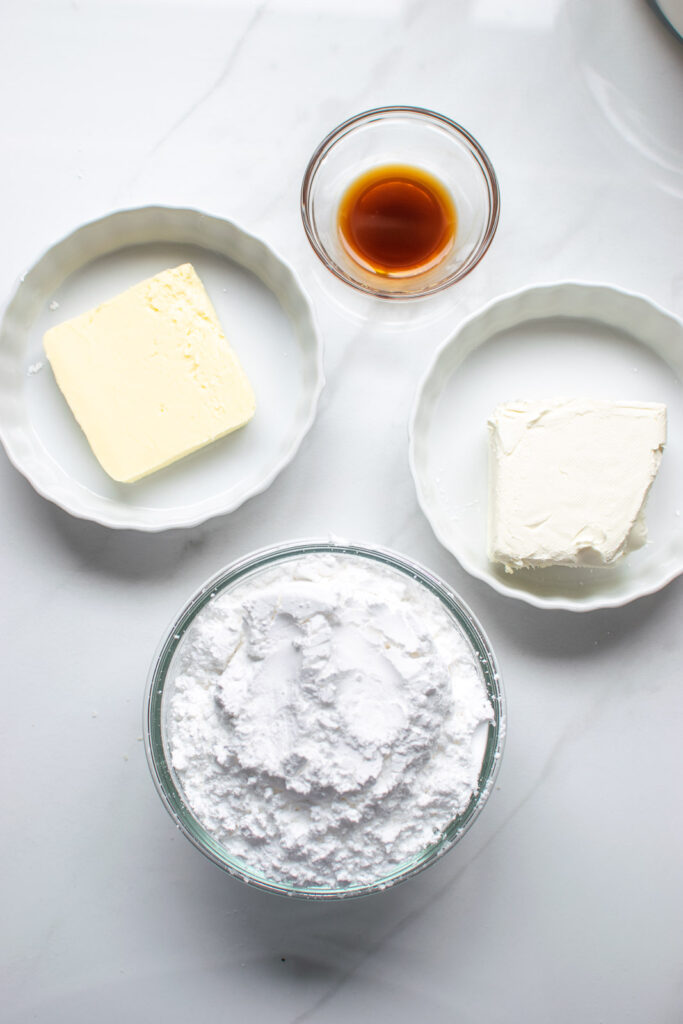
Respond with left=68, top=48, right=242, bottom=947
left=43, top=264, right=255, bottom=483
left=487, top=398, right=667, bottom=572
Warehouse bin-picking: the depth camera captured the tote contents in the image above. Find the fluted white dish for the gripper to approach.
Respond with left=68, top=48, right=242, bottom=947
left=0, top=206, right=324, bottom=530
left=410, top=282, right=683, bottom=611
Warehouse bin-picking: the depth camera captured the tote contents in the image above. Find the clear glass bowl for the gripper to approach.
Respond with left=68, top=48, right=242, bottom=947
left=144, top=541, right=505, bottom=900
left=301, top=107, right=500, bottom=299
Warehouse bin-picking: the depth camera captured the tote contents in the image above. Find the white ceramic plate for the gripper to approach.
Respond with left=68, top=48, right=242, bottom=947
left=410, top=283, right=683, bottom=611
left=0, top=206, right=324, bottom=531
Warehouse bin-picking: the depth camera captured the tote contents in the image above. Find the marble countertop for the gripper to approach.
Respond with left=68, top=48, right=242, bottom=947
left=2, top=1, right=682, bottom=1021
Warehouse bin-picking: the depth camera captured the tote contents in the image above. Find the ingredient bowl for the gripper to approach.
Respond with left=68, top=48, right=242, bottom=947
left=301, top=107, right=500, bottom=299
left=145, top=540, right=505, bottom=899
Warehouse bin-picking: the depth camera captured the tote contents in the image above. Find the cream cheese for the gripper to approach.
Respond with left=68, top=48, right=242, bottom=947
left=487, top=398, right=667, bottom=571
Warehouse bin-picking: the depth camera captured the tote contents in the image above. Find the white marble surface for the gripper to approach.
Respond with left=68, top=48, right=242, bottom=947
left=2, top=1, right=682, bottom=1021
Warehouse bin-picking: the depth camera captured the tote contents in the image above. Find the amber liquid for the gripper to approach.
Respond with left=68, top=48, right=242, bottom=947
left=337, top=164, right=457, bottom=277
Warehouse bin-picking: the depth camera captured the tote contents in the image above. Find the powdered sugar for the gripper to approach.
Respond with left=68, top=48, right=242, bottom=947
left=166, top=552, right=493, bottom=888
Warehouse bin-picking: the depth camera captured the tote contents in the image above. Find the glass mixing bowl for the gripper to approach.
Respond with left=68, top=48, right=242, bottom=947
left=301, top=107, right=500, bottom=299
left=144, top=541, right=505, bottom=899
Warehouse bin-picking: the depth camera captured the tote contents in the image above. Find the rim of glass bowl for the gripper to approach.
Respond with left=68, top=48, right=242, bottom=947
left=144, top=540, right=506, bottom=900
left=300, top=106, right=501, bottom=300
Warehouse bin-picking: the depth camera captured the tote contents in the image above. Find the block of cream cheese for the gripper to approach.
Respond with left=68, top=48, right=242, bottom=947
left=487, top=398, right=667, bottom=572
left=43, top=264, right=255, bottom=483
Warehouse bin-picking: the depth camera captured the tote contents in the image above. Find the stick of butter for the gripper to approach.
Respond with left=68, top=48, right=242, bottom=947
left=43, top=263, right=255, bottom=483
left=487, top=398, right=667, bottom=572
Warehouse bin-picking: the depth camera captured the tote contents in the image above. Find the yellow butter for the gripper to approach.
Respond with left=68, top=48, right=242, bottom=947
left=43, top=264, right=255, bottom=483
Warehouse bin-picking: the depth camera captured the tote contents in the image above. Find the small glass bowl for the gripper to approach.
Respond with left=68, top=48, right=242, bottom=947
left=301, top=107, right=500, bottom=299
left=144, top=540, right=505, bottom=900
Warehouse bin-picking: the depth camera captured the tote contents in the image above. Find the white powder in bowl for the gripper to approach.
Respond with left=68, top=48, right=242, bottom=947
left=166, top=552, right=494, bottom=889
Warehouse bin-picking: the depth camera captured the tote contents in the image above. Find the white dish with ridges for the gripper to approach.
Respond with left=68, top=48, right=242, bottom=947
left=0, top=206, right=324, bottom=531
left=410, top=282, right=683, bottom=611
